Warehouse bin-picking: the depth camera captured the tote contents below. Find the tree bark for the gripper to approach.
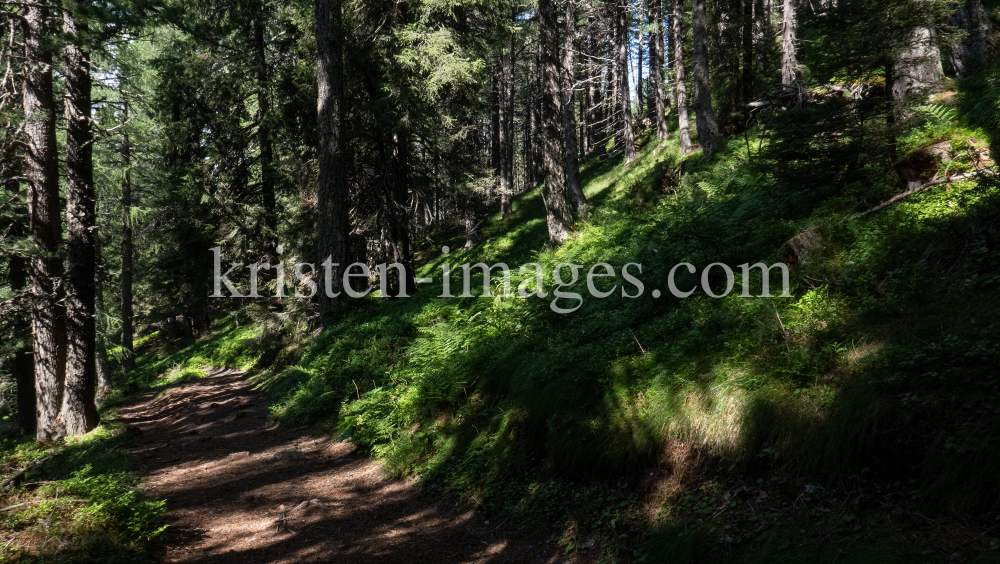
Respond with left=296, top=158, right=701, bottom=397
left=504, top=26, right=515, bottom=216
left=691, top=0, right=721, bottom=157
left=25, top=0, right=67, bottom=439
left=564, top=0, right=585, bottom=210
left=780, top=0, right=797, bottom=86
left=491, top=60, right=501, bottom=200
left=741, top=0, right=754, bottom=124
left=120, top=101, right=136, bottom=375
left=256, top=22, right=278, bottom=269
left=586, top=16, right=607, bottom=159
left=673, top=0, right=692, bottom=154
left=62, top=6, right=101, bottom=436
left=6, top=179, right=36, bottom=437
left=637, top=17, right=645, bottom=119
left=538, top=0, right=574, bottom=244
left=316, top=0, right=348, bottom=328
left=649, top=0, right=669, bottom=139
left=614, top=0, right=636, bottom=163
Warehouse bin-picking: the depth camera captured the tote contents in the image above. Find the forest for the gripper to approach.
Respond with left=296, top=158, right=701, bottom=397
left=2, top=0, right=1000, bottom=561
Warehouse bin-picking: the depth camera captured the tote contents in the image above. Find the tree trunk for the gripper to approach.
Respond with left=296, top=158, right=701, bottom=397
left=564, top=0, right=585, bottom=210
left=649, top=0, right=669, bottom=140
left=316, top=0, right=348, bottom=328
left=637, top=19, right=645, bottom=119
left=691, top=0, right=721, bottom=157
left=672, top=1, right=692, bottom=153
left=538, top=0, right=574, bottom=244
left=780, top=0, right=797, bottom=86
left=491, top=60, right=501, bottom=200
left=25, top=0, right=67, bottom=439
left=504, top=26, right=515, bottom=215
left=120, top=101, right=136, bottom=375
left=6, top=178, right=36, bottom=437
left=587, top=17, right=607, bottom=159
left=390, top=130, right=417, bottom=295
left=62, top=7, right=101, bottom=436
left=614, top=0, right=637, bottom=163
left=673, top=0, right=692, bottom=154
left=741, top=0, right=754, bottom=124
left=256, top=22, right=278, bottom=269
left=500, top=39, right=514, bottom=219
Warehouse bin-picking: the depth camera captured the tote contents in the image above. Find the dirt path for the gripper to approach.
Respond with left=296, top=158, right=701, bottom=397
left=120, top=368, right=553, bottom=563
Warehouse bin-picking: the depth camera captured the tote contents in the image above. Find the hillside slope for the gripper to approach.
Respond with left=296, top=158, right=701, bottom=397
left=141, top=77, right=1000, bottom=562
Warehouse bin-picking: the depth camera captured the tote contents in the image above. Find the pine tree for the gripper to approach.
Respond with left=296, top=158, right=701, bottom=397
left=691, top=0, right=720, bottom=157
left=614, top=0, right=636, bottom=163
left=564, top=0, right=585, bottom=209
left=24, top=0, right=66, bottom=438
left=538, top=0, right=574, bottom=244
left=673, top=0, right=692, bottom=155
left=62, top=4, right=101, bottom=436
left=316, top=0, right=348, bottom=326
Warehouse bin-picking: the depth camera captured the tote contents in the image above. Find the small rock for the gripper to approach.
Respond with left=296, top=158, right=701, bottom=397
left=272, top=449, right=305, bottom=461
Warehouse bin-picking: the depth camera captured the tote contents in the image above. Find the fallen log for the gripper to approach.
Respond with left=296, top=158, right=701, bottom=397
left=1, top=454, right=55, bottom=492
left=858, top=168, right=999, bottom=217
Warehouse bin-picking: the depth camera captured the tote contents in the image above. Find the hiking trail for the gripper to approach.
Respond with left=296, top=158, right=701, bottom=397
left=120, top=368, right=556, bottom=563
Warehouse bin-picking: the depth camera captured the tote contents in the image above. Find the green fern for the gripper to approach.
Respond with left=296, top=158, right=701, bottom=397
left=915, top=104, right=958, bottom=125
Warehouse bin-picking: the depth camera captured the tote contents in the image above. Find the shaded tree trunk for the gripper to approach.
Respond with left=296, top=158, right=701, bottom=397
left=780, top=0, right=797, bottom=86
left=6, top=178, right=36, bottom=437
left=564, top=0, right=585, bottom=209
left=538, top=0, right=574, bottom=244
left=62, top=7, right=101, bottom=436
left=120, top=101, right=136, bottom=375
left=691, top=0, right=721, bottom=157
left=316, top=0, right=348, bottom=328
left=25, top=0, right=67, bottom=438
left=504, top=27, right=515, bottom=215
left=491, top=59, right=501, bottom=198
left=649, top=0, right=669, bottom=139
left=741, top=0, right=754, bottom=124
left=614, top=0, right=636, bottom=163
left=256, top=22, right=278, bottom=269
left=674, top=0, right=693, bottom=154
left=637, top=21, right=645, bottom=119
left=586, top=16, right=607, bottom=159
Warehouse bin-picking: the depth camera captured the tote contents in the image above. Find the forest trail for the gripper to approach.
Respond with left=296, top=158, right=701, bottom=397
left=119, top=368, right=553, bottom=564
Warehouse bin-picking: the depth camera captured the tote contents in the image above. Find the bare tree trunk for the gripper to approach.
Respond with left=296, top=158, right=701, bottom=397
left=649, top=0, right=669, bottom=139
left=614, top=0, right=636, bottom=163
left=539, top=0, right=574, bottom=244
left=491, top=60, right=501, bottom=198
left=586, top=16, right=607, bottom=159
left=780, top=0, right=797, bottom=86
left=637, top=16, right=645, bottom=119
left=692, top=0, right=721, bottom=157
left=25, top=0, right=67, bottom=438
left=741, top=0, right=754, bottom=124
left=62, top=6, right=101, bottom=437
left=316, top=0, right=348, bottom=328
left=120, top=101, right=136, bottom=375
left=6, top=177, right=36, bottom=437
left=504, top=27, right=515, bottom=216
left=498, top=56, right=510, bottom=206
left=564, top=0, right=586, bottom=209
left=256, top=22, right=278, bottom=270
left=673, top=0, right=692, bottom=154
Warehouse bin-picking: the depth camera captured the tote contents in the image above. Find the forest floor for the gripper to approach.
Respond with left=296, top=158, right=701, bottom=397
left=119, top=368, right=563, bottom=564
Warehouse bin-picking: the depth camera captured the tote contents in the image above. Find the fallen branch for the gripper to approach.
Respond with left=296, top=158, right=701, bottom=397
left=1, top=454, right=55, bottom=492
left=0, top=499, right=92, bottom=512
left=858, top=169, right=999, bottom=217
